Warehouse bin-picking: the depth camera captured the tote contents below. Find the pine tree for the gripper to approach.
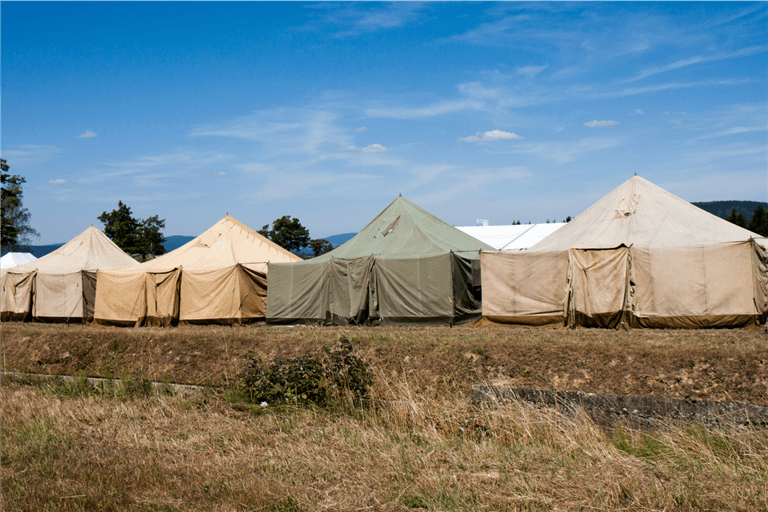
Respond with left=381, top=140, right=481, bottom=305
left=1, top=158, right=38, bottom=251
left=725, top=207, right=747, bottom=228
left=747, top=205, right=768, bottom=237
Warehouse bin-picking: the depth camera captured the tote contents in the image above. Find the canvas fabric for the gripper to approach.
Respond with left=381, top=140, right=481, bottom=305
left=479, top=176, right=766, bottom=329
left=94, top=215, right=297, bottom=326
left=179, top=265, right=267, bottom=325
left=267, top=196, right=493, bottom=325
left=265, top=260, right=330, bottom=324
left=0, top=227, right=136, bottom=322
left=1, top=270, right=36, bottom=321
left=480, top=250, right=568, bottom=326
left=481, top=241, right=767, bottom=329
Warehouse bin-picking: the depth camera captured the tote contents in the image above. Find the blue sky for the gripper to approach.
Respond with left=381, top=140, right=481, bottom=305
left=2, top=2, right=766, bottom=244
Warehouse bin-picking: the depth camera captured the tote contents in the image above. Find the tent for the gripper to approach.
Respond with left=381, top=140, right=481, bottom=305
left=1, top=252, right=37, bottom=269
left=1, top=227, right=137, bottom=322
left=456, top=223, right=566, bottom=251
left=94, top=215, right=302, bottom=326
left=480, top=176, right=768, bottom=329
left=267, top=196, right=495, bottom=326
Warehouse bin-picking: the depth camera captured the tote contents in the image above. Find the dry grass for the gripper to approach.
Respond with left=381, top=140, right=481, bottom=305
left=2, top=371, right=768, bottom=510
left=3, top=323, right=768, bottom=510
left=3, top=323, right=767, bottom=404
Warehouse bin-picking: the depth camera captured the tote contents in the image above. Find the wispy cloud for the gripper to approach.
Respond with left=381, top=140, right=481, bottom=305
left=48, top=178, right=68, bottom=185
left=583, top=120, right=618, bottom=128
left=335, top=144, right=387, bottom=153
left=356, top=127, right=368, bottom=132
left=628, top=46, right=767, bottom=82
left=517, top=65, right=548, bottom=78
left=2, top=145, right=63, bottom=165
left=207, top=171, right=227, bottom=176
left=78, top=130, right=97, bottom=138
left=459, top=130, right=522, bottom=142
left=365, top=99, right=482, bottom=119
left=307, top=3, right=429, bottom=38
left=514, top=138, right=621, bottom=165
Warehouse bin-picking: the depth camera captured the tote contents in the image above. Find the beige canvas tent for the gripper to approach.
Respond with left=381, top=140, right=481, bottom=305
left=267, top=196, right=495, bottom=326
left=1, top=226, right=138, bottom=322
left=481, top=176, right=768, bottom=329
left=94, top=215, right=302, bottom=326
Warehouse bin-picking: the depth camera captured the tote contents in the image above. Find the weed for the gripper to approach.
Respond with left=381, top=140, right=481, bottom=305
left=238, top=335, right=372, bottom=410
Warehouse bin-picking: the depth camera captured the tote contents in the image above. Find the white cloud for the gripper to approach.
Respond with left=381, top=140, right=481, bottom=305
left=517, top=65, right=548, bottom=78
left=628, top=46, right=766, bottom=82
left=633, top=109, right=644, bottom=115
left=459, top=130, right=522, bottom=142
left=208, top=171, right=227, bottom=176
left=78, top=130, right=97, bottom=138
left=49, top=178, right=68, bottom=185
left=356, top=126, right=368, bottom=132
left=335, top=144, right=387, bottom=153
left=583, top=120, right=618, bottom=128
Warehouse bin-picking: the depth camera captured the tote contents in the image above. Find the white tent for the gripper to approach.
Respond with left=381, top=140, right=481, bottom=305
left=1, top=252, right=37, bottom=269
left=458, top=223, right=567, bottom=251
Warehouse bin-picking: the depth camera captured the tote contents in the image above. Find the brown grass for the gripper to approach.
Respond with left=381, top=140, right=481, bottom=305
left=2, top=323, right=768, bottom=510
left=3, top=322, right=767, bottom=403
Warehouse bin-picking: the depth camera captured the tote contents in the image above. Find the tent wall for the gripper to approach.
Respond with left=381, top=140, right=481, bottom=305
left=33, top=272, right=85, bottom=322
left=267, top=252, right=481, bottom=326
left=94, top=270, right=149, bottom=327
left=179, top=265, right=266, bottom=325
left=480, top=241, right=767, bottom=329
left=266, top=261, right=330, bottom=325
left=480, top=251, right=568, bottom=326
left=1, top=271, right=35, bottom=321
left=374, top=254, right=454, bottom=324
left=630, top=241, right=766, bottom=328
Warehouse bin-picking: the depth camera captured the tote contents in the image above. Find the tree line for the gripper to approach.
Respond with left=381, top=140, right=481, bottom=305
left=726, top=207, right=768, bottom=237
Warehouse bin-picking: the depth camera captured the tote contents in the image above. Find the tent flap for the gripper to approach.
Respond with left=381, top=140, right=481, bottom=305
left=1, top=271, right=36, bottom=321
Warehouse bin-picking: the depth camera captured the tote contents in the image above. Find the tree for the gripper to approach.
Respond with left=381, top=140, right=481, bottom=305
left=309, top=239, right=333, bottom=257
left=747, top=205, right=768, bottom=237
left=1, top=158, right=39, bottom=251
left=258, top=216, right=310, bottom=253
left=98, top=201, right=166, bottom=258
left=725, top=207, right=747, bottom=228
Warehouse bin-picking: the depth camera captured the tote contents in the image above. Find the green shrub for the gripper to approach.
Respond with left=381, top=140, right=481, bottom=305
left=239, top=336, right=373, bottom=408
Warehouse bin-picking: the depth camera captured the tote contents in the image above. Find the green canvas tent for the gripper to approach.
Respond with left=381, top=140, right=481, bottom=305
left=267, top=196, right=495, bottom=325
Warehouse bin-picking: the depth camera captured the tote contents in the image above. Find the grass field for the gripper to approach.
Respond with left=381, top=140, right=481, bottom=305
left=2, top=323, right=768, bottom=511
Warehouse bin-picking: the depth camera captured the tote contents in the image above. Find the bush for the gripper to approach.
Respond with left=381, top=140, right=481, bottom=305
left=239, top=336, right=373, bottom=408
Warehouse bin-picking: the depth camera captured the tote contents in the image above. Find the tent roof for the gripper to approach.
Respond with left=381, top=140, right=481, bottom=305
left=530, top=175, right=761, bottom=251
left=314, top=196, right=495, bottom=261
left=1, top=226, right=137, bottom=274
left=115, top=214, right=302, bottom=272
left=457, top=223, right=565, bottom=251
left=0, top=252, right=37, bottom=269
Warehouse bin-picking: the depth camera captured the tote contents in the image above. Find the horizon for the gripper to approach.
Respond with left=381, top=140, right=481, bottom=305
left=3, top=2, right=766, bottom=245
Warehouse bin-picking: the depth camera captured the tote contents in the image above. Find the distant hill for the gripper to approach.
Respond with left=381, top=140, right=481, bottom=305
left=692, top=201, right=768, bottom=220
left=25, top=244, right=65, bottom=258
left=162, top=235, right=195, bottom=252
left=323, top=233, right=357, bottom=248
